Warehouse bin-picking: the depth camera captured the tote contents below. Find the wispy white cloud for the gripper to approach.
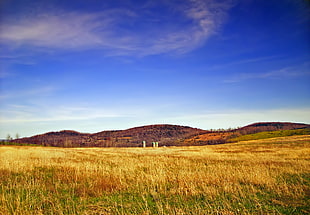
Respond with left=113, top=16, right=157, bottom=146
left=0, top=12, right=105, bottom=49
left=0, top=104, right=133, bottom=123
left=224, top=63, right=310, bottom=83
left=165, top=108, right=310, bottom=129
left=0, top=0, right=233, bottom=56
left=209, top=55, right=282, bottom=71
left=0, top=70, right=13, bottom=79
left=0, top=103, right=136, bottom=138
left=0, top=85, right=57, bottom=101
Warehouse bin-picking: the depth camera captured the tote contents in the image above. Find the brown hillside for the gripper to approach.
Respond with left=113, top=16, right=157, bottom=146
left=14, top=124, right=206, bottom=147
left=237, top=122, right=310, bottom=135
left=89, top=124, right=206, bottom=147
left=12, top=122, right=310, bottom=147
left=16, top=130, right=90, bottom=147
left=182, top=132, right=234, bottom=145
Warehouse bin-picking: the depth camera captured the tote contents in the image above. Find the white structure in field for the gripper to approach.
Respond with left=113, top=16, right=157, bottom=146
left=142, top=141, right=159, bottom=148
left=152, top=142, right=159, bottom=147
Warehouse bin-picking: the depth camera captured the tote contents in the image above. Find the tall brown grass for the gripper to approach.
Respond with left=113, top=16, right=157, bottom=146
left=0, top=135, right=309, bottom=214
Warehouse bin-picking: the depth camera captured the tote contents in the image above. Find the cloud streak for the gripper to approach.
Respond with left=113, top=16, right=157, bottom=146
left=0, top=104, right=129, bottom=124
left=165, top=108, right=310, bottom=129
left=0, top=0, right=233, bottom=56
left=0, top=85, right=57, bottom=101
left=224, top=63, right=310, bottom=83
left=0, top=12, right=105, bottom=49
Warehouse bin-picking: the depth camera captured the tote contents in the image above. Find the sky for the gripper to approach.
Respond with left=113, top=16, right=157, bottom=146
left=0, top=0, right=309, bottom=138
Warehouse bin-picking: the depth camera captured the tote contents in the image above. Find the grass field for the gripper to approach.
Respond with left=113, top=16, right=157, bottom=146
left=228, top=128, right=310, bottom=142
left=0, top=135, right=309, bottom=214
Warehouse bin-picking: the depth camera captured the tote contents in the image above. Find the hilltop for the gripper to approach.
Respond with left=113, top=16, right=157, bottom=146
left=236, top=122, right=310, bottom=134
left=13, top=124, right=206, bottom=147
left=10, top=122, right=310, bottom=147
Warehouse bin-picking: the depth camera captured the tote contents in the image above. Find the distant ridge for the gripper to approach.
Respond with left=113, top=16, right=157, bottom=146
left=237, top=122, right=310, bottom=134
left=13, top=124, right=206, bottom=147
left=11, top=122, right=310, bottom=147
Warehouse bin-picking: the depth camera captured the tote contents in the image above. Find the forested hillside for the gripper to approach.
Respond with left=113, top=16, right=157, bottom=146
left=8, top=122, right=310, bottom=147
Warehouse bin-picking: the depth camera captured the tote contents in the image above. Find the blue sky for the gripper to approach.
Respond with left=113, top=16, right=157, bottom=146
left=0, top=0, right=309, bottom=138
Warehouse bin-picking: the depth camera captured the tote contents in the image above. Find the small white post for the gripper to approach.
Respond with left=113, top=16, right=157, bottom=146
left=142, top=141, right=146, bottom=148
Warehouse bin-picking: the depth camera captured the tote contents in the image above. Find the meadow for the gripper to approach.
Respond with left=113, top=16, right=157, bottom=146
left=0, top=135, right=309, bottom=214
left=228, top=128, right=310, bottom=142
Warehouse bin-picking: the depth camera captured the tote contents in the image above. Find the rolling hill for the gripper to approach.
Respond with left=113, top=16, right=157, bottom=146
left=236, top=122, right=310, bottom=134
left=13, top=124, right=206, bottom=147
left=9, top=122, right=310, bottom=147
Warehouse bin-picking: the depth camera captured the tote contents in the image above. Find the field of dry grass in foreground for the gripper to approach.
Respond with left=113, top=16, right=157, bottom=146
left=0, top=135, right=309, bottom=214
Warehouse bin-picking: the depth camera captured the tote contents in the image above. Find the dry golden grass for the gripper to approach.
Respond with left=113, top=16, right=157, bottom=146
left=0, top=135, right=309, bottom=214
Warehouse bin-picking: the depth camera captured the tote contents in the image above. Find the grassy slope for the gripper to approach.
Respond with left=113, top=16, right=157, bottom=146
left=229, top=128, right=310, bottom=142
left=0, top=141, right=41, bottom=147
left=0, top=135, right=309, bottom=214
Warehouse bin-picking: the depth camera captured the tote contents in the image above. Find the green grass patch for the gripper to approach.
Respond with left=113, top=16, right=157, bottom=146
left=229, top=128, right=310, bottom=142
left=0, top=141, right=41, bottom=147
left=1, top=167, right=309, bottom=214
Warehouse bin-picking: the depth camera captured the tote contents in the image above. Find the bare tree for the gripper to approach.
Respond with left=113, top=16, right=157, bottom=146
left=6, top=134, right=12, bottom=141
